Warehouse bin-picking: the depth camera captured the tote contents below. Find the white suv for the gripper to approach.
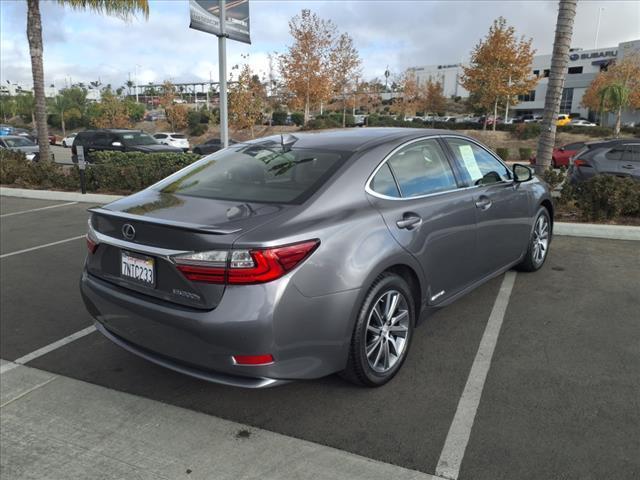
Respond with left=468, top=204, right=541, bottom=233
left=153, top=132, right=190, bottom=152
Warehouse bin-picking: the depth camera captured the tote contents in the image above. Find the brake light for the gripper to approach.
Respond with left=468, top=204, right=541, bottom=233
left=173, top=240, right=319, bottom=285
left=574, top=159, right=592, bottom=167
left=86, top=234, right=98, bottom=254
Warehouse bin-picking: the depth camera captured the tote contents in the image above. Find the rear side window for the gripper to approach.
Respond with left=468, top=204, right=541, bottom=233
left=155, top=143, right=345, bottom=204
left=564, top=142, right=584, bottom=151
left=154, top=134, right=167, bottom=139
left=606, top=147, right=625, bottom=161
left=172, top=134, right=186, bottom=139
left=445, top=138, right=510, bottom=185
left=371, top=163, right=400, bottom=198
left=629, top=145, right=640, bottom=162
left=383, top=139, right=457, bottom=197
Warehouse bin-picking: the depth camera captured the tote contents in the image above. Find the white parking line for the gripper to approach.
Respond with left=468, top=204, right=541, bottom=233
left=0, top=235, right=85, bottom=259
left=0, top=325, right=96, bottom=375
left=435, top=271, right=517, bottom=480
left=0, top=202, right=78, bottom=218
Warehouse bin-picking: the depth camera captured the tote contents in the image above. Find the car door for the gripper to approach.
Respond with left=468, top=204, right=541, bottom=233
left=443, top=136, right=531, bottom=276
left=367, top=137, right=479, bottom=304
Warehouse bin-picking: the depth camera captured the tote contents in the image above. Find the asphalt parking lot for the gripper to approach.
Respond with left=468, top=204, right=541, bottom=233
left=1, top=195, right=639, bottom=479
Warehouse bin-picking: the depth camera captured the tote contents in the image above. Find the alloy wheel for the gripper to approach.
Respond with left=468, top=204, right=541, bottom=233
left=532, top=215, right=549, bottom=265
left=365, top=290, right=410, bottom=373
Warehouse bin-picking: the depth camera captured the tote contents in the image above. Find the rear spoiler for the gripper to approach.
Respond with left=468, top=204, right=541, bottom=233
left=88, top=207, right=242, bottom=235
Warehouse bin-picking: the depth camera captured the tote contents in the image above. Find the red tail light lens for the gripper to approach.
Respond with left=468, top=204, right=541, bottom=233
left=574, top=159, right=591, bottom=167
left=86, top=234, right=98, bottom=254
left=173, top=240, right=320, bottom=285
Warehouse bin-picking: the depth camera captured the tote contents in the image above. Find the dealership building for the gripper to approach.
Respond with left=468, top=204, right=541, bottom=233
left=408, top=39, right=640, bottom=124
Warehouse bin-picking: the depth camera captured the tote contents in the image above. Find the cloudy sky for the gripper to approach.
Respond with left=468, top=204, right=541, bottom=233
left=1, top=0, right=639, bottom=91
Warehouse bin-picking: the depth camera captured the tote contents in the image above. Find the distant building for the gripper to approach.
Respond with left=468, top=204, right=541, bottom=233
left=0, top=82, right=58, bottom=98
left=408, top=39, right=640, bottom=123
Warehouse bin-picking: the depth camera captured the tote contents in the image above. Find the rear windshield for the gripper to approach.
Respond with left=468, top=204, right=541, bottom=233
left=171, top=134, right=186, bottom=139
left=155, top=143, right=345, bottom=204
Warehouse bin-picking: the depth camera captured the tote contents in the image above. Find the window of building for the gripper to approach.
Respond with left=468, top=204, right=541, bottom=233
left=568, top=66, right=583, bottom=74
left=543, top=69, right=550, bottom=78
left=518, top=90, right=536, bottom=102
left=559, top=88, right=574, bottom=113
left=533, top=69, right=540, bottom=77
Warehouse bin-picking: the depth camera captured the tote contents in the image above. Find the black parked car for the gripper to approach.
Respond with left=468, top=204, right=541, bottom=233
left=72, top=129, right=183, bottom=163
left=567, top=138, right=640, bottom=184
left=192, top=138, right=237, bottom=155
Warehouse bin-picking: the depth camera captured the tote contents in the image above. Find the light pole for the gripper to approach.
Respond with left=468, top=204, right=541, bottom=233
left=218, top=0, right=228, bottom=148
left=594, top=7, right=604, bottom=49
left=134, top=64, right=141, bottom=103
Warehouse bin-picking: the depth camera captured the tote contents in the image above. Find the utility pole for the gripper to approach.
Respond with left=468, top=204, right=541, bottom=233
left=134, top=64, right=140, bottom=103
left=218, top=0, right=228, bottom=148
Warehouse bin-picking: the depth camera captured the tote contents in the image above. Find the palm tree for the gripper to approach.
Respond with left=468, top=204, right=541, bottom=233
left=599, top=83, right=630, bottom=137
left=48, top=94, right=71, bottom=137
left=534, top=0, right=577, bottom=175
left=26, top=0, right=149, bottom=162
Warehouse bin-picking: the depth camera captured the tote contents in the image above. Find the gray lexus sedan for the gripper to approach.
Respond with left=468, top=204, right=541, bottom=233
left=81, top=128, right=553, bottom=388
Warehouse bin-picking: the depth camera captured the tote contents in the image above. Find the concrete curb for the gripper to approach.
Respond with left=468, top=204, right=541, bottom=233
left=554, top=222, right=640, bottom=241
left=0, top=187, right=123, bottom=204
left=2, top=187, right=638, bottom=241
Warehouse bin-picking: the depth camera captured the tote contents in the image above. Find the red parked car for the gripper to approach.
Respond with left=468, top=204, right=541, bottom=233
left=530, top=141, right=585, bottom=168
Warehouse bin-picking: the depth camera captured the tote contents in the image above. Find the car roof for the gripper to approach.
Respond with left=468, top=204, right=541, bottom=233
left=241, top=128, right=457, bottom=152
left=154, top=132, right=179, bottom=135
left=78, top=129, right=141, bottom=134
left=585, top=137, right=640, bottom=147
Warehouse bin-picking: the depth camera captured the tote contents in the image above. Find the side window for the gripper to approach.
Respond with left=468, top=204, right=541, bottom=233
left=565, top=142, right=584, bottom=151
left=370, top=163, right=400, bottom=198
left=621, top=145, right=640, bottom=162
left=606, top=147, right=625, bottom=161
left=386, top=139, right=457, bottom=197
left=445, top=138, right=510, bottom=185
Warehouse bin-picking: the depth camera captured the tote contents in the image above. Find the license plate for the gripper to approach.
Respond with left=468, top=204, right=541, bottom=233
left=121, top=251, right=155, bottom=286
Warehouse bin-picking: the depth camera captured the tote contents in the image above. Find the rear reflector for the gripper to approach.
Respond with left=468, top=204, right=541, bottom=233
left=173, top=240, right=319, bottom=285
left=232, top=354, right=274, bottom=366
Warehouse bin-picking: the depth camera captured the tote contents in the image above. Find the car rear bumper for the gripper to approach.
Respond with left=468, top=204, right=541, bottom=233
left=80, top=271, right=359, bottom=386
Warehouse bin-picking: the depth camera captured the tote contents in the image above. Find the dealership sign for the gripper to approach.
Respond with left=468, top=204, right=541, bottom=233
left=189, top=0, right=251, bottom=44
left=570, top=50, right=617, bottom=61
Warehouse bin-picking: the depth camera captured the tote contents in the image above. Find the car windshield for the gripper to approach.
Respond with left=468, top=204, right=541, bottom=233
left=4, top=137, right=35, bottom=147
left=155, top=143, right=345, bottom=204
left=120, top=132, right=158, bottom=146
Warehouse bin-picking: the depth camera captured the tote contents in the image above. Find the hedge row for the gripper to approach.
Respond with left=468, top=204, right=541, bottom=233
left=0, top=150, right=199, bottom=194
left=562, top=175, right=640, bottom=221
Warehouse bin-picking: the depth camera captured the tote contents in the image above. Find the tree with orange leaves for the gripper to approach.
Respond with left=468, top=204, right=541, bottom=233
left=461, top=17, right=538, bottom=131
left=581, top=53, right=640, bottom=135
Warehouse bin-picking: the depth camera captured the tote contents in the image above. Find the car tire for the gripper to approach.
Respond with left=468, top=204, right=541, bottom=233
left=517, top=207, right=551, bottom=272
left=194, top=148, right=201, bottom=155
left=341, top=273, right=415, bottom=387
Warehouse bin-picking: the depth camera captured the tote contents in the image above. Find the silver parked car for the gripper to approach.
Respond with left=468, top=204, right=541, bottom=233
left=0, top=135, right=49, bottom=161
left=81, top=128, right=553, bottom=388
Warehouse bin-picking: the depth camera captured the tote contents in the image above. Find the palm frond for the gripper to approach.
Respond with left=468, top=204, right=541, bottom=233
left=57, top=0, right=149, bottom=20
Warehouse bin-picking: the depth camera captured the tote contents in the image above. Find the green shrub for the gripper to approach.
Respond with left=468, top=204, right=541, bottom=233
left=496, top=148, right=509, bottom=161
left=513, top=123, right=541, bottom=140
left=189, top=123, right=207, bottom=136
left=1, top=150, right=199, bottom=194
left=571, top=175, right=640, bottom=221
left=271, top=110, right=287, bottom=125
left=519, top=147, right=533, bottom=161
left=558, top=125, right=613, bottom=137
left=290, top=112, right=304, bottom=126
left=303, top=114, right=342, bottom=130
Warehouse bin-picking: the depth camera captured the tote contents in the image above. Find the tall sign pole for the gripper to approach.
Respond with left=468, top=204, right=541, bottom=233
left=218, top=0, right=228, bottom=148
left=189, top=0, right=251, bottom=149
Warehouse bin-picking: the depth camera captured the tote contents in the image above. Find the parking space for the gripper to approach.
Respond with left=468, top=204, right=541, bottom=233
left=1, top=195, right=639, bottom=479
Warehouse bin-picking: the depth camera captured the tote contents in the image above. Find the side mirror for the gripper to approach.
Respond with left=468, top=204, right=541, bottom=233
left=111, top=141, right=122, bottom=147
left=513, top=163, right=533, bottom=183
left=559, top=147, right=565, bottom=151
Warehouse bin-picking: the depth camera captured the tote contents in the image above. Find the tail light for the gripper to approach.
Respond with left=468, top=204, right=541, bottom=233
left=573, top=159, right=592, bottom=167
left=173, top=240, right=319, bottom=285
left=232, top=354, right=274, bottom=366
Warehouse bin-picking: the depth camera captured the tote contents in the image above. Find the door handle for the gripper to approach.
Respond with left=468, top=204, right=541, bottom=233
left=475, top=196, right=492, bottom=210
left=396, top=215, right=422, bottom=230
left=621, top=164, right=634, bottom=169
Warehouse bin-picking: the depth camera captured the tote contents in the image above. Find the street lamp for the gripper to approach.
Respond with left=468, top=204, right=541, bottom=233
left=134, top=64, right=142, bottom=103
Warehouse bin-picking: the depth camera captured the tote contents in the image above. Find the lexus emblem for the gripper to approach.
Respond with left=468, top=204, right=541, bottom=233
left=122, top=223, right=136, bottom=241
